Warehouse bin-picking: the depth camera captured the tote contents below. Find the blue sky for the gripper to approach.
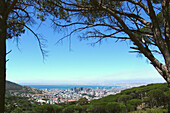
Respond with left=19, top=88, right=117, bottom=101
left=6, top=19, right=166, bottom=85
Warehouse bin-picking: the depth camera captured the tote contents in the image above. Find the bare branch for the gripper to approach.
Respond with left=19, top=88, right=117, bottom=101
left=24, top=25, right=47, bottom=60
left=6, top=50, right=12, bottom=55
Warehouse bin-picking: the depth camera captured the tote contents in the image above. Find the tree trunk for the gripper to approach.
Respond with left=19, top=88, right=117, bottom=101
left=0, top=0, right=7, bottom=113
left=168, top=68, right=170, bottom=113
left=0, top=30, right=6, bottom=113
left=167, top=62, right=170, bottom=87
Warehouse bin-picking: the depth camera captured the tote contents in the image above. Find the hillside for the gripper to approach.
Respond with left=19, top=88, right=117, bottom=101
left=88, top=83, right=169, bottom=113
left=6, top=81, right=23, bottom=91
left=6, top=81, right=43, bottom=94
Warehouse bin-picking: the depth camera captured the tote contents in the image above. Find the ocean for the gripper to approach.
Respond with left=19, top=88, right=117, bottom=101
left=27, top=85, right=121, bottom=90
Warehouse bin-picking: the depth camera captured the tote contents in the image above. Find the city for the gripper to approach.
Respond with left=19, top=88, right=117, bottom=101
left=9, top=85, right=132, bottom=105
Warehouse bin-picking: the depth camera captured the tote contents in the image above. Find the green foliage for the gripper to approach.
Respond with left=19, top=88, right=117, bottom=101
left=127, top=99, right=142, bottom=107
left=127, top=99, right=142, bottom=109
left=127, top=99, right=142, bottom=111
left=6, top=81, right=23, bottom=91
left=77, top=97, right=88, bottom=105
left=87, top=104, right=106, bottom=113
left=36, top=14, right=45, bottom=21
left=62, top=105, right=82, bottom=113
left=164, top=90, right=170, bottom=100
left=33, top=104, right=63, bottom=113
left=118, top=95, right=132, bottom=103
left=5, top=95, right=35, bottom=113
left=127, top=103, right=136, bottom=112
left=7, top=19, right=25, bottom=39
left=146, top=89, right=165, bottom=107
left=67, top=101, right=77, bottom=105
left=90, top=94, right=120, bottom=104
left=130, top=107, right=168, bottom=113
left=90, top=83, right=168, bottom=112
left=105, top=102, right=125, bottom=113
left=81, top=105, right=91, bottom=113
left=6, top=81, right=43, bottom=95
left=11, top=107, right=23, bottom=113
left=6, top=1, right=30, bottom=39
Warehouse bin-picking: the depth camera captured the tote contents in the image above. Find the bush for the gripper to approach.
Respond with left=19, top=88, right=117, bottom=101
left=33, top=104, right=63, bottom=113
left=87, top=104, right=106, bottom=113
left=62, top=105, right=82, bottom=113
left=105, top=102, right=125, bottom=113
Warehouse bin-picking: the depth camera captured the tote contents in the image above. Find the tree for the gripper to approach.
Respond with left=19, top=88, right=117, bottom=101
left=164, top=90, right=170, bottom=111
left=146, top=89, right=165, bottom=108
left=77, top=97, right=88, bottom=105
left=0, top=0, right=47, bottom=112
left=87, top=104, right=106, bottom=113
left=118, top=95, right=132, bottom=113
left=62, top=105, right=82, bottom=113
left=33, top=104, right=63, bottom=113
left=127, top=99, right=142, bottom=111
left=105, top=102, right=125, bottom=113
left=11, top=107, right=23, bottom=113
left=1, top=0, right=170, bottom=112
left=40, top=0, right=170, bottom=86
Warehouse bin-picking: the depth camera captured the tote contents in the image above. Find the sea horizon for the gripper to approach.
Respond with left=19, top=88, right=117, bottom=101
left=16, top=78, right=166, bottom=90
left=25, top=84, right=122, bottom=89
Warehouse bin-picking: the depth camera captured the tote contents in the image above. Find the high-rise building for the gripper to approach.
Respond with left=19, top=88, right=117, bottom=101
left=80, top=87, right=83, bottom=91
left=97, top=87, right=99, bottom=92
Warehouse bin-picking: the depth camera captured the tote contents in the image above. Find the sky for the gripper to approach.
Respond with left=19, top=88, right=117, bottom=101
left=6, top=19, right=166, bottom=85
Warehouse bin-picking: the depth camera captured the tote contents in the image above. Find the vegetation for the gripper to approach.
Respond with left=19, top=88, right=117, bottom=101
left=5, top=83, right=169, bottom=113
left=6, top=81, right=23, bottom=91
left=5, top=95, right=36, bottom=113
left=33, top=104, right=63, bottom=113
left=0, top=1, right=49, bottom=112
left=6, top=81, right=43, bottom=95
left=105, top=102, right=125, bottom=113
left=1, top=0, right=170, bottom=112
left=39, top=0, right=170, bottom=86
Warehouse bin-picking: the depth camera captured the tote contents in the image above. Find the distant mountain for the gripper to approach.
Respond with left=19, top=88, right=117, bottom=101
left=6, top=81, right=43, bottom=94
left=6, top=80, right=23, bottom=91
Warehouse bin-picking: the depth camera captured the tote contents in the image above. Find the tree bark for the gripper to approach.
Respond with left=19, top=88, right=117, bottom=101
left=167, top=63, right=170, bottom=86
left=0, top=30, right=6, bottom=112
left=0, top=0, right=7, bottom=113
left=0, top=38, right=6, bottom=113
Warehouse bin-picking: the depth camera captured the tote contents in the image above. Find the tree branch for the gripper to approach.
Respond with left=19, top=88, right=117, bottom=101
left=6, top=0, right=18, bottom=18
left=24, top=24, right=47, bottom=60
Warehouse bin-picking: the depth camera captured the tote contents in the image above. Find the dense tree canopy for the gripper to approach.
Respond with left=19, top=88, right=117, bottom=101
left=105, top=102, right=125, bottom=113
